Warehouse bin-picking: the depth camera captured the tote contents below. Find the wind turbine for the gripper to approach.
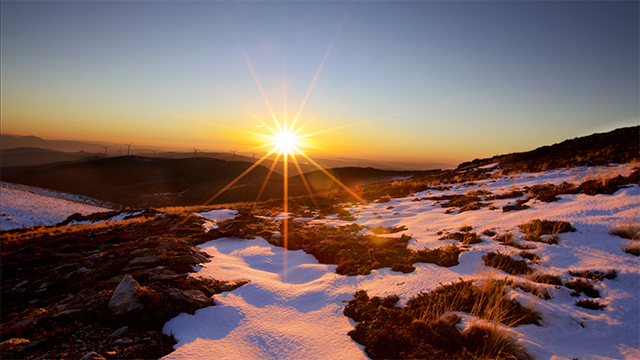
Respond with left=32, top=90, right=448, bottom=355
left=231, top=150, right=237, bottom=162
left=193, top=147, right=199, bottom=160
left=125, top=143, right=132, bottom=156
left=252, top=152, right=257, bottom=163
left=102, top=145, right=110, bottom=157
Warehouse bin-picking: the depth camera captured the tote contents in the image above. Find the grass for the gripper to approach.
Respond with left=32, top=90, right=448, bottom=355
left=344, top=279, right=538, bottom=359
left=564, top=279, right=600, bottom=298
left=518, top=219, right=576, bottom=244
left=482, top=229, right=497, bottom=237
left=482, top=252, right=535, bottom=275
left=519, top=251, right=540, bottom=263
left=609, top=222, right=640, bottom=256
left=609, top=222, right=640, bottom=240
left=496, top=233, right=536, bottom=250
left=575, top=299, right=607, bottom=310
left=412, top=244, right=462, bottom=267
left=439, top=231, right=483, bottom=245
left=530, top=273, right=563, bottom=286
left=567, top=269, right=617, bottom=281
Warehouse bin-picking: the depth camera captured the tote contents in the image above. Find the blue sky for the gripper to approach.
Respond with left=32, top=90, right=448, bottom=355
left=2, top=1, right=638, bottom=164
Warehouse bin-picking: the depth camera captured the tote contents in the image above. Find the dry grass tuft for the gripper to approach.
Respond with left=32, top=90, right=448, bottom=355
left=529, top=273, right=563, bottom=286
left=575, top=299, right=607, bottom=310
left=344, top=279, right=538, bottom=359
left=462, top=323, right=531, bottom=360
left=518, top=219, right=575, bottom=244
left=496, top=233, right=536, bottom=250
left=609, top=222, right=640, bottom=241
left=483, top=252, right=535, bottom=275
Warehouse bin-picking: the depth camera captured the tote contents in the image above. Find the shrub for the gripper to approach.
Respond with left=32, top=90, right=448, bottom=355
left=609, top=223, right=640, bottom=240
left=344, top=280, right=538, bottom=359
left=512, top=282, right=552, bottom=300
left=565, top=279, right=600, bottom=298
left=496, top=233, right=536, bottom=250
left=462, top=323, right=529, bottom=359
left=530, top=273, right=562, bottom=286
left=568, top=269, right=617, bottom=281
left=625, top=242, right=640, bottom=256
left=575, top=299, right=607, bottom=310
left=482, top=229, right=497, bottom=237
left=440, top=232, right=482, bottom=245
left=482, top=252, right=534, bottom=275
left=519, top=251, right=540, bottom=263
left=519, top=219, right=575, bottom=244
left=412, top=244, right=462, bottom=267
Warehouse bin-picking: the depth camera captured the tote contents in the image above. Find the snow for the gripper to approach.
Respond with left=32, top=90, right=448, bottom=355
left=197, top=209, right=238, bottom=232
left=197, top=209, right=238, bottom=222
left=164, top=163, right=639, bottom=359
left=0, top=182, right=112, bottom=230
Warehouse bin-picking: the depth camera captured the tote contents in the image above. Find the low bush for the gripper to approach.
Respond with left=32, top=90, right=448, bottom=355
left=440, top=232, right=482, bottom=245
left=575, top=299, right=607, bottom=310
left=519, top=219, right=575, bottom=244
left=564, top=279, right=600, bottom=298
left=519, top=251, right=540, bottom=263
left=412, top=244, right=462, bottom=267
left=609, top=223, right=640, bottom=241
left=511, top=282, right=552, bottom=300
left=496, top=233, right=535, bottom=250
left=344, top=279, right=538, bottom=359
left=568, top=269, right=617, bottom=281
left=530, top=273, right=562, bottom=286
left=482, top=229, right=497, bottom=237
left=482, top=252, right=534, bottom=275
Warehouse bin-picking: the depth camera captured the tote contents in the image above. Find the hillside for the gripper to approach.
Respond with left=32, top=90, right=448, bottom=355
left=458, top=126, right=639, bottom=173
left=1, top=157, right=287, bottom=208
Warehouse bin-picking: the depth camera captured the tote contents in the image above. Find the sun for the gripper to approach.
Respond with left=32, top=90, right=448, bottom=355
left=270, top=127, right=299, bottom=156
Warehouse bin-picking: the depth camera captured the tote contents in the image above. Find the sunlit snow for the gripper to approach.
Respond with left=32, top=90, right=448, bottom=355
left=164, top=164, right=639, bottom=359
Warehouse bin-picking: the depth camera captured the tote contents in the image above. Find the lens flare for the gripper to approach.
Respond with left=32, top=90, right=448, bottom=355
left=271, top=128, right=299, bottom=156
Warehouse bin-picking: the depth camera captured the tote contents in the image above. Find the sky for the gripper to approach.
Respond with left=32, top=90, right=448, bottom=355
left=1, top=0, right=638, bottom=165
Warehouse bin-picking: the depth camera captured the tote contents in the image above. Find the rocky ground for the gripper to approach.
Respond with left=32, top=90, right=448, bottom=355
left=0, top=211, right=248, bottom=359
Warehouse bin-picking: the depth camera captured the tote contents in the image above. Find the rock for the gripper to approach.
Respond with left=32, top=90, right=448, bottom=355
left=167, top=288, right=214, bottom=308
left=110, top=326, right=128, bottom=338
left=53, top=309, right=81, bottom=318
left=129, top=255, right=160, bottom=265
left=27, top=338, right=50, bottom=350
left=108, top=274, right=142, bottom=314
left=221, top=279, right=250, bottom=292
left=114, top=338, right=133, bottom=346
left=150, top=274, right=188, bottom=281
left=191, top=252, right=210, bottom=264
left=80, top=351, right=107, bottom=360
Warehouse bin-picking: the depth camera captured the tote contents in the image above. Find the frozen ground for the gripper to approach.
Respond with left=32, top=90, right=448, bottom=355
left=0, top=182, right=113, bottom=230
left=164, top=164, right=639, bottom=359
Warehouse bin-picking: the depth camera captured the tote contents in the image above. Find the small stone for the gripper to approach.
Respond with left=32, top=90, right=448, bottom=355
left=80, top=351, right=107, bottom=360
left=114, top=338, right=133, bottom=346
left=167, top=288, right=214, bottom=308
left=221, top=279, right=250, bottom=292
left=110, top=326, right=128, bottom=338
left=108, top=274, right=142, bottom=314
left=129, top=255, right=160, bottom=265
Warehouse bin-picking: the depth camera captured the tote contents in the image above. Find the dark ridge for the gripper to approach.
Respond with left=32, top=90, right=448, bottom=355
left=458, top=126, right=639, bottom=172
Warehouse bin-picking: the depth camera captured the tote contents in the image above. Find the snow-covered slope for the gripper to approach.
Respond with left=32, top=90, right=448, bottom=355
left=0, top=182, right=113, bottom=230
left=164, top=164, right=639, bottom=359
